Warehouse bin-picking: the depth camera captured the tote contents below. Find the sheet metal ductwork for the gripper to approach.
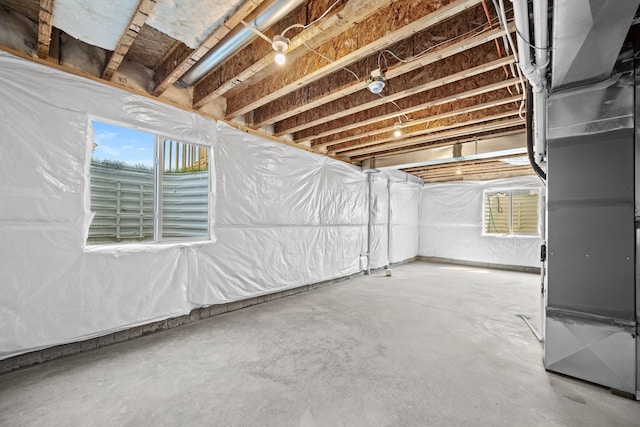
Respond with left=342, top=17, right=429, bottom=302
left=179, top=0, right=306, bottom=86
left=551, top=0, right=640, bottom=90
left=545, top=0, right=640, bottom=397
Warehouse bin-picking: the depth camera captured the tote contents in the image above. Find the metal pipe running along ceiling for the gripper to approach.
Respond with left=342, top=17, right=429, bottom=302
left=178, top=0, right=307, bottom=86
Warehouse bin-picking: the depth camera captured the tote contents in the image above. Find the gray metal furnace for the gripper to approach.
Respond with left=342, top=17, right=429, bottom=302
left=545, top=60, right=637, bottom=395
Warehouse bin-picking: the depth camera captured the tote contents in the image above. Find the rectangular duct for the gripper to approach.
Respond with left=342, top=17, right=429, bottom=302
left=546, top=69, right=636, bottom=395
left=551, top=0, right=640, bottom=90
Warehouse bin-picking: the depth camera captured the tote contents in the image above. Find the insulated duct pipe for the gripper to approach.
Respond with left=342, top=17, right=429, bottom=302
left=178, top=0, right=306, bottom=86
left=508, top=0, right=549, bottom=166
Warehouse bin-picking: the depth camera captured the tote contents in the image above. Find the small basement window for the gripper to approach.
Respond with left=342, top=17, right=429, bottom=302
left=88, top=121, right=210, bottom=245
left=483, top=189, right=539, bottom=236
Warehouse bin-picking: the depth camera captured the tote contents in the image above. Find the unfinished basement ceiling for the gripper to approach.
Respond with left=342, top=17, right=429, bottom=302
left=0, top=0, right=533, bottom=182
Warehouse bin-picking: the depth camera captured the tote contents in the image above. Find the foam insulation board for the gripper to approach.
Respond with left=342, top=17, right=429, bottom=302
left=147, top=0, right=246, bottom=49
left=53, top=0, right=138, bottom=51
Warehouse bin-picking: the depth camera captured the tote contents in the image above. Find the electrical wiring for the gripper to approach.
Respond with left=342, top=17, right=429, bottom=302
left=377, top=13, right=504, bottom=68
left=303, top=42, right=360, bottom=82
left=280, top=0, right=342, bottom=37
left=493, top=0, right=527, bottom=119
left=377, top=92, right=410, bottom=122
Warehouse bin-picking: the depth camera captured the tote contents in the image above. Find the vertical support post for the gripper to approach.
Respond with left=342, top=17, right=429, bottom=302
left=387, top=178, right=392, bottom=268
left=367, top=172, right=373, bottom=275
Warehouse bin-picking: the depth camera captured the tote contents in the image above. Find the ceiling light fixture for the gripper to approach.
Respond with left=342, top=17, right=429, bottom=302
left=366, top=69, right=385, bottom=94
left=272, top=35, right=289, bottom=65
left=393, top=121, right=402, bottom=138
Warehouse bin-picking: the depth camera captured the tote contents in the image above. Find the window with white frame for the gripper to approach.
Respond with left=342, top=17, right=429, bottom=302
left=88, top=120, right=210, bottom=244
left=483, top=189, right=539, bottom=236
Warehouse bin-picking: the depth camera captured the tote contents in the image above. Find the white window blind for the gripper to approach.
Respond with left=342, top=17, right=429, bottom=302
left=483, top=189, right=539, bottom=236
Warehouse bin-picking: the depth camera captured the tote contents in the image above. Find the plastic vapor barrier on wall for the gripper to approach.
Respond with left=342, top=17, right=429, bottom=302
left=0, top=51, right=420, bottom=360
left=419, top=176, right=543, bottom=267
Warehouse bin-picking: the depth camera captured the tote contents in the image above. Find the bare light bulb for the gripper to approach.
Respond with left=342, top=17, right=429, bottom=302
left=272, top=35, right=289, bottom=66
left=275, top=52, right=286, bottom=65
left=393, top=122, right=402, bottom=138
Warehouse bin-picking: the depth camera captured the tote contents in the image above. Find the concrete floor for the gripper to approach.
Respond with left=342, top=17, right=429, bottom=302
left=1, top=262, right=639, bottom=427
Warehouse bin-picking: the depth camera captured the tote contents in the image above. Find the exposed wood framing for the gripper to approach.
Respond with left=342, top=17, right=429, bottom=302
left=314, top=94, right=520, bottom=149
left=408, top=154, right=534, bottom=183
left=219, top=0, right=484, bottom=117
left=328, top=106, right=518, bottom=155
left=37, top=0, right=54, bottom=60
left=261, top=17, right=511, bottom=132
left=287, top=28, right=515, bottom=140
left=356, top=127, right=526, bottom=164
left=153, top=0, right=265, bottom=96
left=276, top=52, right=515, bottom=137
left=344, top=116, right=524, bottom=158
left=256, top=42, right=512, bottom=131
left=192, top=0, right=397, bottom=108
left=300, top=76, right=520, bottom=145
left=102, top=0, right=157, bottom=80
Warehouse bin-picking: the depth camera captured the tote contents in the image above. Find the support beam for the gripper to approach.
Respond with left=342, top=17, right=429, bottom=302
left=300, top=76, right=520, bottom=144
left=221, top=0, right=485, bottom=117
left=193, top=0, right=396, bottom=108
left=153, top=0, right=265, bottom=96
left=37, top=0, right=54, bottom=60
left=102, top=0, right=157, bottom=81
left=343, top=117, right=524, bottom=158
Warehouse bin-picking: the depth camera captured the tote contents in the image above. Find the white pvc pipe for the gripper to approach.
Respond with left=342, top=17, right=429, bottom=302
left=509, top=0, right=548, bottom=164
left=533, top=91, right=546, bottom=162
left=533, top=0, right=549, bottom=73
left=510, top=0, right=542, bottom=89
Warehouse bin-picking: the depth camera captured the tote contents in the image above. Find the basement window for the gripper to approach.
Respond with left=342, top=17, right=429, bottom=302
left=88, top=121, right=210, bottom=245
left=483, top=189, right=539, bottom=236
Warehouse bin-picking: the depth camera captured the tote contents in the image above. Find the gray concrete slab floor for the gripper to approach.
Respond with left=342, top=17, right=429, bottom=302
left=1, top=262, right=639, bottom=426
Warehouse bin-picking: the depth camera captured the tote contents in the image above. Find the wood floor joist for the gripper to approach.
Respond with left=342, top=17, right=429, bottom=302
left=270, top=48, right=515, bottom=136
left=402, top=153, right=528, bottom=175
left=412, top=158, right=534, bottom=182
left=286, top=31, right=517, bottom=142
left=152, top=0, right=265, bottom=96
left=297, top=76, right=520, bottom=145
left=312, top=94, right=521, bottom=149
left=102, top=0, right=157, bottom=80
left=221, top=0, right=485, bottom=119
left=352, top=126, right=526, bottom=161
left=345, top=116, right=524, bottom=159
left=36, top=0, right=54, bottom=60
left=328, top=104, right=521, bottom=154
left=276, top=52, right=513, bottom=146
left=337, top=112, right=523, bottom=157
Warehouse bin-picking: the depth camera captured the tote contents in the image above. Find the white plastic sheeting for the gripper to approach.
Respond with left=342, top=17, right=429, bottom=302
left=419, top=176, right=544, bottom=267
left=0, top=51, right=419, bottom=360
left=389, top=182, right=421, bottom=263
